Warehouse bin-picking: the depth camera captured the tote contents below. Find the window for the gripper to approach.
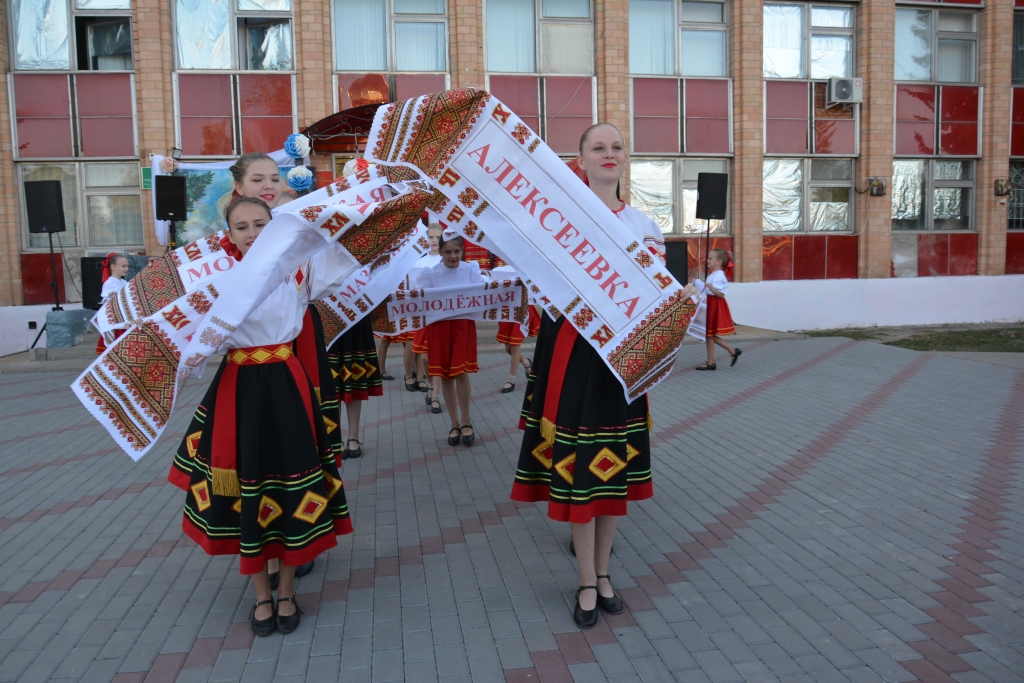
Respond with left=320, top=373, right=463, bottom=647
left=895, top=9, right=976, bottom=83
left=630, top=158, right=729, bottom=235
left=21, top=162, right=144, bottom=249
left=763, top=158, right=853, bottom=232
left=487, top=0, right=593, bottom=75
left=892, top=160, right=973, bottom=231
left=1014, top=14, right=1024, bottom=86
left=763, top=4, right=853, bottom=80
left=12, top=0, right=133, bottom=71
left=175, top=0, right=293, bottom=70
left=630, top=0, right=727, bottom=77
left=1010, top=162, right=1024, bottom=230
left=334, top=0, right=447, bottom=72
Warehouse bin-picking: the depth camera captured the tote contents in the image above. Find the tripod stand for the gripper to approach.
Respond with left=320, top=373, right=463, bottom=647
left=29, top=231, right=65, bottom=350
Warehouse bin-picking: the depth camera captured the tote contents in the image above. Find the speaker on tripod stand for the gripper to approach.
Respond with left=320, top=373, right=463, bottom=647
left=25, top=180, right=68, bottom=349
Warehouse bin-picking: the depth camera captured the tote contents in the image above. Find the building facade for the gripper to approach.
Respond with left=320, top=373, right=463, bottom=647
left=2, top=0, right=1023, bottom=308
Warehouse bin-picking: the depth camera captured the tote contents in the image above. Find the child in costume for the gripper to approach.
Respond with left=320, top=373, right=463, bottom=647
left=94, top=253, right=129, bottom=354
left=696, top=249, right=741, bottom=370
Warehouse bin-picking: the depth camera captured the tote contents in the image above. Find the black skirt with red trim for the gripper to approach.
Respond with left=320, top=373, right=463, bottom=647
left=328, top=316, right=384, bottom=403
left=294, top=305, right=342, bottom=458
left=510, top=316, right=653, bottom=524
left=519, top=312, right=553, bottom=430
left=168, top=355, right=353, bottom=574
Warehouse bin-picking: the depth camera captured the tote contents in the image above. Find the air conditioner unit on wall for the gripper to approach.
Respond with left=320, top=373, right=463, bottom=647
left=828, top=77, right=863, bottom=106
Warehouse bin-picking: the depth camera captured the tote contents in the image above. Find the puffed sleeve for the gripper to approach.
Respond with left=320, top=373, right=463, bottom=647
left=414, top=265, right=434, bottom=289
left=466, top=260, right=483, bottom=284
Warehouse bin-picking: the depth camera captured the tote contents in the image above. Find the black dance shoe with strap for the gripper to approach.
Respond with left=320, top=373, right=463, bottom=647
left=595, top=575, right=624, bottom=614
left=250, top=599, right=275, bottom=637
left=275, top=595, right=302, bottom=634
left=573, top=586, right=599, bottom=629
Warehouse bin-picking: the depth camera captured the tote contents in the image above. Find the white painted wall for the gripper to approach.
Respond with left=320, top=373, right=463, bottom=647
left=0, top=303, right=84, bottom=357
left=729, top=275, right=1024, bottom=331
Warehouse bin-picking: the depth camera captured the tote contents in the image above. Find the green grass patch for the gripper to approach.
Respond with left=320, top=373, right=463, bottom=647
left=884, top=327, right=1024, bottom=353
left=802, top=328, right=878, bottom=341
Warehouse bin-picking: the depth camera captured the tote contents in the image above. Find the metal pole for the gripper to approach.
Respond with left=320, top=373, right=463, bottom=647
left=47, top=232, right=63, bottom=311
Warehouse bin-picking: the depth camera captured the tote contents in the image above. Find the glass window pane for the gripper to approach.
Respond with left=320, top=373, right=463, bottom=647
left=810, top=6, right=850, bottom=28
left=892, top=160, right=926, bottom=230
left=1014, top=14, right=1024, bottom=86
left=543, top=0, right=589, bottom=19
left=394, top=0, right=444, bottom=13
left=763, top=4, right=804, bottom=79
left=810, top=187, right=850, bottom=231
left=938, top=11, right=974, bottom=33
left=396, top=22, right=447, bottom=71
left=334, top=0, right=386, bottom=70
left=680, top=30, right=726, bottom=77
left=244, top=19, right=293, bottom=70
left=630, top=160, right=674, bottom=234
left=935, top=160, right=971, bottom=181
left=810, top=34, right=851, bottom=79
left=679, top=2, right=722, bottom=23
left=895, top=9, right=931, bottom=82
left=937, top=39, right=975, bottom=83
left=680, top=158, right=728, bottom=181
left=13, top=0, right=70, bottom=70
left=238, top=0, right=290, bottom=9
left=24, top=164, right=79, bottom=248
left=487, top=0, right=536, bottom=72
left=681, top=188, right=726, bottom=233
left=811, top=159, right=852, bottom=181
left=541, top=24, right=593, bottom=74
left=87, top=195, right=144, bottom=246
left=629, top=0, right=673, bottom=75
left=933, top=188, right=969, bottom=230
left=763, top=159, right=803, bottom=232
left=1008, top=161, right=1024, bottom=230
left=85, top=163, right=139, bottom=187
left=176, top=0, right=231, bottom=69
left=76, top=0, right=131, bottom=8
left=87, top=19, right=133, bottom=71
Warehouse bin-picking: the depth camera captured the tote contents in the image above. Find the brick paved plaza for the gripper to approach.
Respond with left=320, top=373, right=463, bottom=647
left=0, top=337, right=1022, bottom=683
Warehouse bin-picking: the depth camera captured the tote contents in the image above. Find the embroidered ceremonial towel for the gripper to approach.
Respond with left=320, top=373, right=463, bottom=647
left=384, top=279, right=528, bottom=332
left=365, top=89, right=698, bottom=400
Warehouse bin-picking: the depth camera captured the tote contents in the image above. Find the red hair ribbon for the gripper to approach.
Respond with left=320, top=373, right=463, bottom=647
left=355, top=158, right=369, bottom=172
left=219, top=234, right=244, bottom=261
left=725, top=251, right=735, bottom=281
left=100, top=252, right=116, bottom=283
left=565, top=157, right=589, bottom=186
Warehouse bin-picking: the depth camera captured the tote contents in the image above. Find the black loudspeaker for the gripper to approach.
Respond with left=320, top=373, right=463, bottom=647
left=155, top=175, right=188, bottom=220
left=81, top=256, right=106, bottom=310
left=25, top=180, right=67, bottom=233
left=664, top=240, right=688, bottom=284
left=695, top=173, right=728, bottom=220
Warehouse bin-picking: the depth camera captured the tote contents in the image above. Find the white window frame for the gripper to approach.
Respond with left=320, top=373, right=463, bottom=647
left=484, top=0, right=595, bottom=76
left=631, top=157, right=731, bottom=236
left=763, top=157, right=856, bottom=233
left=891, top=158, right=975, bottom=232
left=331, top=0, right=449, bottom=74
left=19, top=161, right=146, bottom=251
left=763, top=2, right=855, bottom=81
left=8, top=0, right=135, bottom=73
left=894, top=7, right=978, bottom=85
left=628, top=0, right=729, bottom=77
left=173, top=0, right=295, bottom=71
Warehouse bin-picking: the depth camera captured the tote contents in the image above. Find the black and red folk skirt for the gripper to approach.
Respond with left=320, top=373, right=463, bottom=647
left=168, top=344, right=353, bottom=574
left=426, top=319, right=478, bottom=379
left=519, top=311, right=554, bottom=430
left=496, top=306, right=541, bottom=345
left=328, top=316, right=384, bottom=404
left=294, top=305, right=342, bottom=458
left=705, top=296, right=736, bottom=337
left=510, top=317, right=653, bottom=524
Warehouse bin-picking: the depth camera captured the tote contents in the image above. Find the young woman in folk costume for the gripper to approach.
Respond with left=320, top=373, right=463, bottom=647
left=409, top=222, right=444, bottom=413
left=168, top=198, right=356, bottom=636
left=94, top=253, right=130, bottom=354
left=415, top=234, right=483, bottom=446
left=227, top=153, right=325, bottom=589
left=511, top=124, right=691, bottom=629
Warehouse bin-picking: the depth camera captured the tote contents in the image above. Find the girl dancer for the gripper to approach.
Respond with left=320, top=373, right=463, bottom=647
left=326, top=295, right=384, bottom=459
left=492, top=264, right=539, bottom=393
left=415, top=234, right=482, bottom=446
left=697, top=249, right=741, bottom=370
left=168, top=198, right=353, bottom=636
left=511, top=123, right=692, bottom=628
left=94, top=253, right=129, bottom=354
left=410, top=223, right=444, bottom=413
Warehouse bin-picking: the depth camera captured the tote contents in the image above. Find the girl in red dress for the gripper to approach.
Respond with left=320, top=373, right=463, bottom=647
left=94, top=253, right=129, bottom=354
left=696, top=249, right=741, bottom=370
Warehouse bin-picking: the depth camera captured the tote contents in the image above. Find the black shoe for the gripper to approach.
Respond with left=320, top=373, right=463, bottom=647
left=573, top=586, right=599, bottom=629
left=447, top=427, right=462, bottom=446
left=696, top=362, right=717, bottom=371
left=250, top=599, right=275, bottom=637
left=275, top=595, right=302, bottom=634
left=418, top=379, right=429, bottom=392
left=345, top=439, right=362, bottom=459
left=295, top=560, right=314, bottom=578
left=500, top=381, right=515, bottom=394
left=425, top=392, right=433, bottom=406
left=595, top=575, right=624, bottom=614
left=430, top=399, right=442, bottom=414
left=731, top=348, right=742, bottom=367
left=268, top=571, right=279, bottom=590
left=404, top=375, right=418, bottom=392
left=461, top=425, right=475, bottom=446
